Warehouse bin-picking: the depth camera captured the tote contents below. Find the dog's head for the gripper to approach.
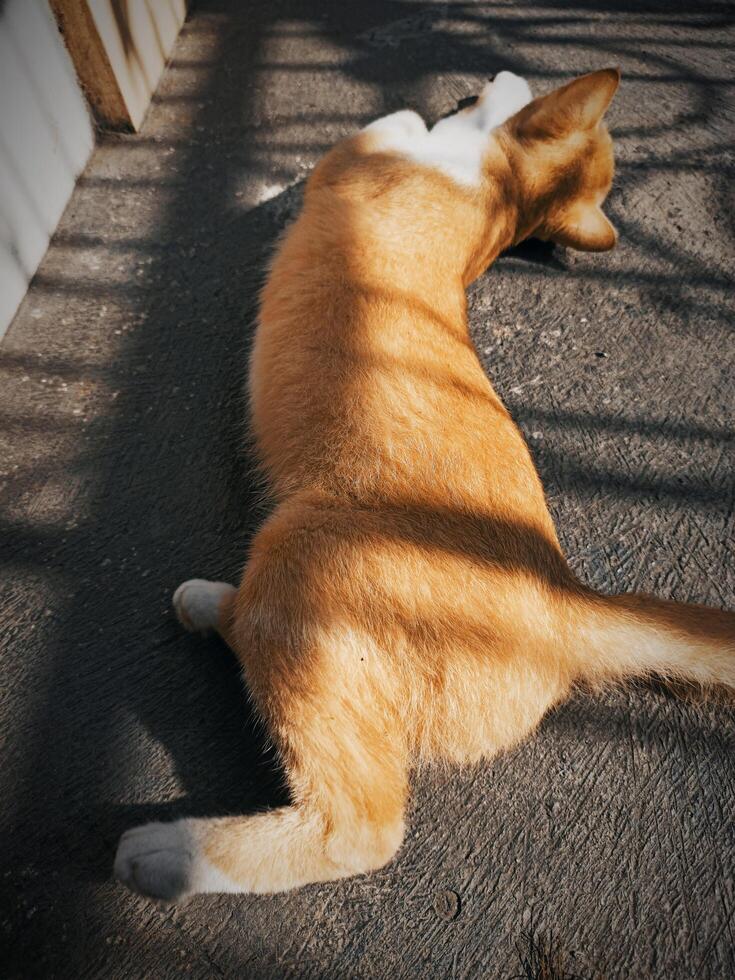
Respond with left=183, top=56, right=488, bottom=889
left=504, top=68, right=620, bottom=252
left=302, top=68, right=620, bottom=287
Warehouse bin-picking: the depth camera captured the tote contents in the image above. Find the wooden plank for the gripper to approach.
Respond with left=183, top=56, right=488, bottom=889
left=48, top=0, right=133, bottom=131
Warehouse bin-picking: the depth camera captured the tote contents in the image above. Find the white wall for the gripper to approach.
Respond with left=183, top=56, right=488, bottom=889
left=0, top=0, right=94, bottom=339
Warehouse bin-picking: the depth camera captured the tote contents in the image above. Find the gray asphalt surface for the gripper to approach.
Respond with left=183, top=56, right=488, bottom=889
left=2, top=1, right=734, bottom=977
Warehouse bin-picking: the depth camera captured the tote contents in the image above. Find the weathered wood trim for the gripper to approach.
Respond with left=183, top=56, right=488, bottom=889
left=48, top=0, right=133, bottom=131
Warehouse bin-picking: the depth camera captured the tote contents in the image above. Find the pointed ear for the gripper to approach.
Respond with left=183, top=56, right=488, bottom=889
left=518, top=68, right=620, bottom=136
left=552, top=202, right=618, bottom=252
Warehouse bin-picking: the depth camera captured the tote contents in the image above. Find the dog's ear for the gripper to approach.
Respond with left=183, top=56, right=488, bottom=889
left=549, top=201, right=618, bottom=252
left=516, top=68, right=620, bottom=136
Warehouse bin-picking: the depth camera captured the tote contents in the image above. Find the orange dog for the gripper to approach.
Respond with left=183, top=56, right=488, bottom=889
left=115, top=69, right=735, bottom=902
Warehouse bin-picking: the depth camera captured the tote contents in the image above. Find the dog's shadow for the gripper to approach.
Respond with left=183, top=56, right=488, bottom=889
left=79, top=187, right=308, bottom=882
left=504, top=237, right=558, bottom=264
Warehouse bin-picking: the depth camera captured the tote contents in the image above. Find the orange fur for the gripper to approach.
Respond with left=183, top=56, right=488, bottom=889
left=115, top=70, right=735, bottom=902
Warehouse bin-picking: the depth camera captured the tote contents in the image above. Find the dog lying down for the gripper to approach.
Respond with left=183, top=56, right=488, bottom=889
left=115, top=69, right=735, bottom=903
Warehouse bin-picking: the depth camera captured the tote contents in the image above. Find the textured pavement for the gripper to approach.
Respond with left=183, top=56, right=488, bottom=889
left=1, top=1, right=734, bottom=977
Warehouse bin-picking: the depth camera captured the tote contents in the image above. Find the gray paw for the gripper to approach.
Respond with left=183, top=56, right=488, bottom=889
left=173, top=579, right=235, bottom=634
left=114, top=821, right=194, bottom=903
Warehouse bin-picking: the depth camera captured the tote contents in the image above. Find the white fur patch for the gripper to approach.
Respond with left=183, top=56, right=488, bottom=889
left=173, top=578, right=236, bottom=633
left=364, top=71, right=532, bottom=186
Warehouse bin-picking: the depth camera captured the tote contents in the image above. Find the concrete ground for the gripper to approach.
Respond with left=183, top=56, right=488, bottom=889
left=2, top=0, right=734, bottom=976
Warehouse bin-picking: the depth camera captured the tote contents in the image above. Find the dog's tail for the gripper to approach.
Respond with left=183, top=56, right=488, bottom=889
left=568, top=589, right=735, bottom=691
